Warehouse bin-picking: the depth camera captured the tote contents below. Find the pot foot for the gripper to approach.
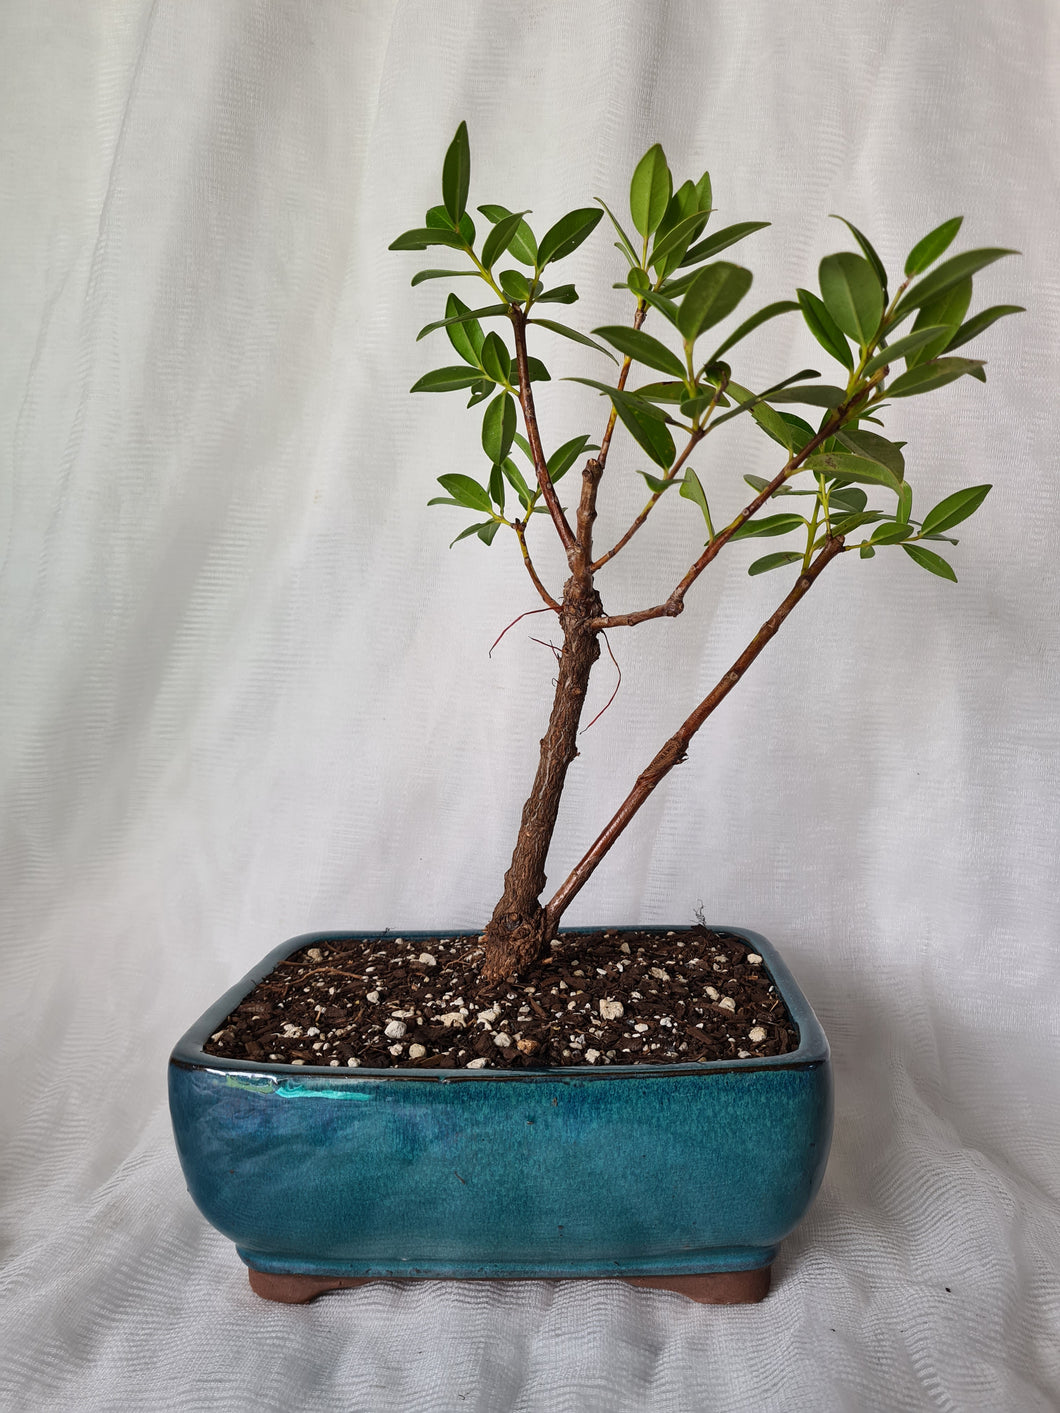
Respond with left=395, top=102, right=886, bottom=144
left=247, top=1268, right=373, bottom=1304
left=623, top=1266, right=771, bottom=1304
left=247, top=1264, right=771, bottom=1305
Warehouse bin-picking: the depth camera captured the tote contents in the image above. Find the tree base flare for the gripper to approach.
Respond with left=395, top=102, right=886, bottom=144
left=480, top=908, right=550, bottom=982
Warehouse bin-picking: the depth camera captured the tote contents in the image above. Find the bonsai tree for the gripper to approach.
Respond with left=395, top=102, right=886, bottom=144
left=390, top=123, right=1020, bottom=985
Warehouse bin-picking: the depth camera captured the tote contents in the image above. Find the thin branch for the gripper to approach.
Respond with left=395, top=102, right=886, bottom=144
left=509, top=306, right=577, bottom=557
left=590, top=384, right=873, bottom=630
left=596, top=300, right=647, bottom=469
left=544, top=534, right=846, bottom=929
left=513, top=520, right=560, bottom=609
left=591, top=429, right=704, bottom=572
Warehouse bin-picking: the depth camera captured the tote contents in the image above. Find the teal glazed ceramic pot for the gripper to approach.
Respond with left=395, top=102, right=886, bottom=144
left=169, top=927, right=832, bottom=1302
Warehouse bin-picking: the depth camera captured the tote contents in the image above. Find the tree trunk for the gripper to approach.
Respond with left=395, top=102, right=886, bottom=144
left=479, top=573, right=602, bottom=981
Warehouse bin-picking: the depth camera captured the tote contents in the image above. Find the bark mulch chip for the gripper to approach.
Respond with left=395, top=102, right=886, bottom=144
left=203, top=926, right=799, bottom=1071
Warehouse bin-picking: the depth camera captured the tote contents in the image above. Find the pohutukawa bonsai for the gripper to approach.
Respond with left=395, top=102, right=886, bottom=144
left=390, top=122, right=1020, bottom=987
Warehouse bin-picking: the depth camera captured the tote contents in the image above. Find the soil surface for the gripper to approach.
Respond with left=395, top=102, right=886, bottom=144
left=203, top=927, right=799, bottom=1070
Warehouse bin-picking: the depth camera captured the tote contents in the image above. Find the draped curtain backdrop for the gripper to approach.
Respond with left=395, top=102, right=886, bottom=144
left=2, top=2, right=1058, bottom=1408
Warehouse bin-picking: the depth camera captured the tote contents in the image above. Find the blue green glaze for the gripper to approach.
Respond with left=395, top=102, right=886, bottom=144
left=169, top=927, right=831, bottom=1280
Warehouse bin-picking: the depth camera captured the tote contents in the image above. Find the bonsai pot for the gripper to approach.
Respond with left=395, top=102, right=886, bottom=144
left=169, top=925, right=832, bottom=1304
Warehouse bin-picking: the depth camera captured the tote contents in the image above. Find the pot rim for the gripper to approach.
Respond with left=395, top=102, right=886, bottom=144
left=170, top=924, right=829, bottom=1082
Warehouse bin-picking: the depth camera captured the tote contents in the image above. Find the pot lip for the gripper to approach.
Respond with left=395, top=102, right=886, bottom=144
left=170, top=925, right=829, bottom=1083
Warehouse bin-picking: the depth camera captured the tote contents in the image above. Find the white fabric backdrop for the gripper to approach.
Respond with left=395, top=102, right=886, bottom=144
left=2, top=1, right=1058, bottom=1408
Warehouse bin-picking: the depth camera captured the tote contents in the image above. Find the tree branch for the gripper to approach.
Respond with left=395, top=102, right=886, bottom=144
left=591, top=429, right=704, bottom=573
left=509, top=306, right=577, bottom=558
left=543, top=533, right=846, bottom=929
left=514, top=520, right=560, bottom=610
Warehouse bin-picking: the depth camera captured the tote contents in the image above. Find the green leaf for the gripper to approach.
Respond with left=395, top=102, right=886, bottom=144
left=389, top=226, right=466, bottom=252
left=870, top=522, right=915, bottom=544
left=499, top=457, right=533, bottom=511
left=614, top=400, right=675, bottom=468
left=530, top=318, right=617, bottom=361
left=819, top=252, right=884, bottom=346
left=426, top=205, right=475, bottom=243
left=481, top=209, right=531, bottom=271
left=595, top=198, right=640, bottom=267
left=892, top=248, right=1018, bottom=321
left=834, top=428, right=906, bottom=477
left=887, top=357, right=984, bottom=398
left=638, top=469, right=678, bottom=494
left=480, top=331, right=511, bottom=385
left=797, top=288, right=853, bottom=369
left=410, top=268, right=480, bottom=286
left=416, top=303, right=508, bottom=341
left=920, top=484, right=991, bottom=536
left=636, top=380, right=692, bottom=405
left=762, top=383, right=847, bottom=407
left=488, top=462, right=505, bottom=512
left=436, top=473, right=493, bottom=513
left=903, top=543, right=957, bottom=582
left=547, top=434, right=596, bottom=483
left=828, top=486, right=868, bottom=514
left=566, top=377, right=673, bottom=421
left=478, top=519, right=501, bottom=545
left=829, top=215, right=889, bottom=297
left=535, top=285, right=579, bottom=304
left=498, top=269, right=532, bottom=302
left=411, top=366, right=484, bottom=393
left=680, top=469, right=712, bottom=528
left=508, top=355, right=551, bottom=386
left=626, top=267, right=651, bottom=296
left=442, top=121, right=471, bottom=224
left=592, top=325, right=686, bottom=379
left=680, top=391, right=719, bottom=419
left=748, top=550, right=803, bottom=576
left=629, top=144, right=672, bottom=239
left=650, top=208, right=713, bottom=271
left=537, top=208, right=603, bottom=267
left=751, top=401, right=801, bottom=450
left=803, top=452, right=902, bottom=493
left=862, top=325, right=953, bottom=376
left=677, top=262, right=753, bottom=342
left=681, top=221, right=770, bottom=267
left=478, top=205, right=538, bottom=265
left=945, top=304, right=1025, bottom=352
left=481, top=391, right=517, bottom=464
left=466, top=378, right=493, bottom=407
left=446, top=520, right=489, bottom=547
left=860, top=544, right=876, bottom=559
left=640, top=289, right=681, bottom=327
left=831, top=510, right=886, bottom=535
left=730, top=513, right=806, bottom=540
left=896, top=481, right=913, bottom=525
left=905, top=216, right=963, bottom=277
left=905, top=280, right=972, bottom=368
left=443, top=294, right=485, bottom=366
left=705, top=300, right=799, bottom=363
left=710, top=371, right=829, bottom=428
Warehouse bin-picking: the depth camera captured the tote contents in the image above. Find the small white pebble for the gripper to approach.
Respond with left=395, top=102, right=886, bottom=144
left=268, top=1053, right=282, bottom=1061
left=312, top=1042, right=324, bottom=1051
left=746, top=953, right=763, bottom=965
left=634, top=1023, right=649, bottom=1033
left=466, top=1057, right=489, bottom=1069
left=585, top=1049, right=600, bottom=1063
left=210, top=1030, right=227, bottom=1043
left=408, top=1044, right=427, bottom=1059
left=384, top=1020, right=407, bottom=1039
left=630, top=991, right=643, bottom=1001
left=619, top=942, right=631, bottom=954
left=704, top=986, right=720, bottom=1001
left=366, top=990, right=381, bottom=1003
left=651, top=967, right=670, bottom=981
left=306, top=1027, right=320, bottom=1037
left=388, top=1043, right=404, bottom=1056
left=391, top=1009, right=414, bottom=1019
left=748, top=1026, right=767, bottom=1043
left=418, top=952, right=436, bottom=966
left=306, top=947, right=323, bottom=961
left=493, top=1032, right=513, bottom=1048
left=330, top=1058, right=340, bottom=1066
left=291, top=1059, right=306, bottom=1066
left=281, top=1023, right=304, bottom=1038
left=599, top=998, right=624, bottom=1021
left=476, top=1006, right=500, bottom=1026
left=718, top=997, right=736, bottom=1013
left=738, top=1050, right=751, bottom=1058
left=439, top=1011, right=468, bottom=1029
left=346, top=1058, right=360, bottom=1068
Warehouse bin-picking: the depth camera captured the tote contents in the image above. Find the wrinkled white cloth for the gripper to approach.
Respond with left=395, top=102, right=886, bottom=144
left=2, top=1, right=1058, bottom=1409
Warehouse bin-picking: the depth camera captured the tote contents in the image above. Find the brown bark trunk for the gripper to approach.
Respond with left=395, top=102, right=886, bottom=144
left=480, top=572, right=602, bottom=981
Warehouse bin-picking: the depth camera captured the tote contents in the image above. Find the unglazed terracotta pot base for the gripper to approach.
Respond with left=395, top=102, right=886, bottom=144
left=246, top=1265, right=772, bottom=1305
